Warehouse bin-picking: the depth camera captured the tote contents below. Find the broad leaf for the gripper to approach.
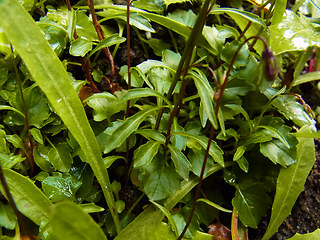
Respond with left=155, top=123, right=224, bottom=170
left=0, top=202, right=16, bottom=230
left=262, top=126, right=316, bottom=240
left=232, top=181, right=271, bottom=228
left=51, top=201, right=107, bottom=240
left=0, top=169, right=52, bottom=225
left=69, top=38, right=93, bottom=57
left=103, top=107, right=160, bottom=154
left=48, top=142, right=73, bottom=172
left=42, top=172, right=82, bottom=202
left=269, top=10, right=320, bottom=54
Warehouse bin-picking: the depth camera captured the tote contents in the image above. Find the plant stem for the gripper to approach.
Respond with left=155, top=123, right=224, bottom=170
left=155, top=0, right=214, bottom=130
left=88, top=0, right=116, bottom=77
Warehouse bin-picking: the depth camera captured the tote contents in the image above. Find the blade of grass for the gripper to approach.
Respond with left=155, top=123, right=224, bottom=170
left=0, top=0, right=120, bottom=233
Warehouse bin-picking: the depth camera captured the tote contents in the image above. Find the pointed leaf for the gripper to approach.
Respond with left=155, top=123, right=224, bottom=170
left=271, top=0, right=287, bottom=24
left=197, top=198, right=232, bottom=213
left=172, top=132, right=224, bottom=167
left=69, top=38, right=93, bottom=57
left=168, top=144, right=191, bottom=180
left=51, top=201, right=107, bottom=240
left=0, top=169, right=52, bottom=225
left=48, top=142, right=73, bottom=172
left=133, top=141, right=161, bottom=168
left=189, top=68, right=218, bottom=129
left=262, top=126, right=316, bottom=240
left=103, top=107, right=160, bottom=154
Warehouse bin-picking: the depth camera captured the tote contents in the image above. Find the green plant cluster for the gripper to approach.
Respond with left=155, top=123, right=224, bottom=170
left=0, top=0, right=319, bottom=239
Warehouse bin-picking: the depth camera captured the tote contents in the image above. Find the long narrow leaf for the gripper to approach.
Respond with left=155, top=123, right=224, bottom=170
left=262, top=126, right=316, bottom=240
left=0, top=169, right=52, bottom=225
left=103, top=107, right=160, bottom=154
left=0, top=0, right=120, bottom=232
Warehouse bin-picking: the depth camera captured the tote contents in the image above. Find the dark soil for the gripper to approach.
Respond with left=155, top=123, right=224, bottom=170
left=252, top=140, right=320, bottom=239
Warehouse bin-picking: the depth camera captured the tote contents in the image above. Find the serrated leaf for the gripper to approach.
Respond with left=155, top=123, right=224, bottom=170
left=232, top=182, right=271, bottom=228
left=134, top=141, right=161, bottom=168
left=103, top=107, right=160, bottom=154
left=262, top=126, right=316, bottom=240
left=168, top=144, right=191, bottom=180
left=0, top=169, right=52, bottom=225
left=51, top=201, right=107, bottom=240
left=69, top=38, right=93, bottom=57
left=42, top=172, right=82, bottom=202
left=287, top=229, right=320, bottom=240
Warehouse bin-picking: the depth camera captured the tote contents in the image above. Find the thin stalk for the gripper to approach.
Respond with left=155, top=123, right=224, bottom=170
left=88, top=0, right=116, bottom=77
left=124, top=0, right=132, bottom=187
left=12, top=52, right=34, bottom=177
left=66, top=0, right=100, bottom=93
left=155, top=0, right=214, bottom=130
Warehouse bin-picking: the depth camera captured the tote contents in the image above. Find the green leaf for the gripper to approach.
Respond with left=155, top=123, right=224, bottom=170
left=79, top=203, right=105, bottom=214
left=168, top=144, right=191, bottom=180
left=189, top=68, right=218, bottom=129
left=262, top=126, right=316, bottom=240
left=135, top=129, right=166, bottom=143
left=197, top=198, right=232, bottom=213
left=233, top=146, right=246, bottom=161
left=292, top=71, right=320, bottom=87
left=103, top=156, right=126, bottom=168
left=269, top=10, right=320, bottom=54
left=87, top=92, right=126, bottom=122
left=173, top=207, right=199, bottom=238
left=188, top=148, right=214, bottom=177
left=42, top=172, right=82, bottom=202
left=260, top=126, right=297, bottom=167
left=69, top=38, right=93, bottom=57
left=287, top=229, right=320, bottom=240
left=29, top=128, right=43, bottom=144
left=75, top=11, right=98, bottom=41
left=172, top=132, right=224, bottom=167
left=141, top=155, right=181, bottom=201
left=150, top=201, right=179, bottom=237
left=0, top=153, right=25, bottom=169
left=209, top=7, right=267, bottom=53
left=0, top=169, right=52, bottom=225
left=221, top=40, right=250, bottom=67
left=0, top=203, right=16, bottom=230
left=164, top=0, right=191, bottom=7
left=51, top=201, right=107, bottom=240
left=33, top=145, right=53, bottom=172
left=87, top=34, right=126, bottom=59
left=0, top=105, right=24, bottom=118
left=232, top=181, right=271, bottom=228
left=48, top=142, right=73, bottom=172
left=133, top=141, right=161, bottom=168
left=0, top=1, right=119, bottom=230
left=272, top=0, right=287, bottom=25
left=257, top=125, right=290, bottom=148
left=170, top=118, right=186, bottom=151
left=114, top=163, right=229, bottom=240
left=103, top=107, right=160, bottom=154
left=264, top=88, right=315, bottom=127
